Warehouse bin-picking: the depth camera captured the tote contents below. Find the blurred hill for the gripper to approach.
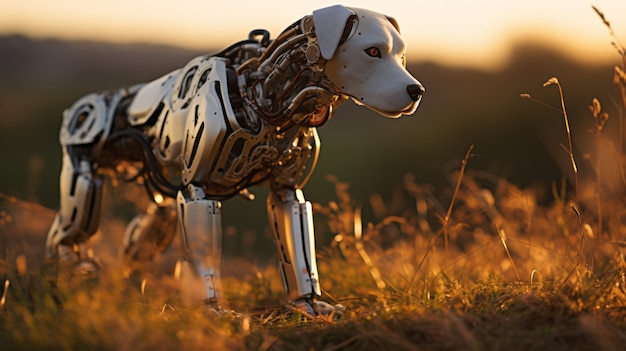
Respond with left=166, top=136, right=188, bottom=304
left=0, top=34, right=620, bottom=241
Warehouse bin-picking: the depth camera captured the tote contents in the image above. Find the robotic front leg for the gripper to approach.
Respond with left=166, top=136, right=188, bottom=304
left=176, top=184, right=223, bottom=307
left=267, top=188, right=339, bottom=316
left=46, top=150, right=104, bottom=263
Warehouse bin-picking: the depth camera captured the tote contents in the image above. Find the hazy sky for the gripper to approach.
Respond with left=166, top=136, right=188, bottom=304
left=1, top=1, right=624, bottom=70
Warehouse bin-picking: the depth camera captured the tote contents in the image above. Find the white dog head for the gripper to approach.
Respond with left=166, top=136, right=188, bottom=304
left=313, top=5, right=424, bottom=117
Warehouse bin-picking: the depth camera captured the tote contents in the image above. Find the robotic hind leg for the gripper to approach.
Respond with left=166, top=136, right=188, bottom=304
left=176, top=184, right=223, bottom=307
left=46, top=150, right=104, bottom=262
left=122, top=201, right=178, bottom=265
left=267, top=188, right=340, bottom=316
left=47, top=91, right=121, bottom=265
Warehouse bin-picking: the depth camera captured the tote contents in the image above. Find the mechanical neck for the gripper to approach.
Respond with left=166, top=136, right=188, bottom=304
left=235, top=16, right=347, bottom=129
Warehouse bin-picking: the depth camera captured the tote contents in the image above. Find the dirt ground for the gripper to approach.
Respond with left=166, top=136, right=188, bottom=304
left=0, top=193, right=159, bottom=276
left=1, top=195, right=58, bottom=269
left=0, top=193, right=261, bottom=281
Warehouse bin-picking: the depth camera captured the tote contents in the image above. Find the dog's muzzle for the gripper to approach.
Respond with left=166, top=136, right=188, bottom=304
left=407, top=84, right=425, bottom=102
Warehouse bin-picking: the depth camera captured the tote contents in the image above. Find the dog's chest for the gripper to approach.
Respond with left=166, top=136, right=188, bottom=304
left=195, top=125, right=315, bottom=195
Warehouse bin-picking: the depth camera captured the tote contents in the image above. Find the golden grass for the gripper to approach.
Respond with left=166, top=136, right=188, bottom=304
left=2, top=6, right=626, bottom=351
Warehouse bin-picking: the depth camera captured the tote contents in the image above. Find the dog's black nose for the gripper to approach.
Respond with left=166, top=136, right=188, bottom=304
left=407, top=84, right=425, bottom=101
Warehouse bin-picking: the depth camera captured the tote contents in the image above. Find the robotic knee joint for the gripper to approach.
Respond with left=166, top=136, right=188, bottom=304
left=267, top=188, right=321, bottom=299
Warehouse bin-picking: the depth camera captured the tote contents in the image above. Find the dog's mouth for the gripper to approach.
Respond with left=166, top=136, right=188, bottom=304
left=356, top=98, right=421, bottom=118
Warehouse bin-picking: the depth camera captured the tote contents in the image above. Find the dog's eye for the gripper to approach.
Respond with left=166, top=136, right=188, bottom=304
left=364, top=47, right=382, bottom=58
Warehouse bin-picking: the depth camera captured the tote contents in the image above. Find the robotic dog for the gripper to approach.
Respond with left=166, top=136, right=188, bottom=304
left=46, top=5, right=424, bottom=315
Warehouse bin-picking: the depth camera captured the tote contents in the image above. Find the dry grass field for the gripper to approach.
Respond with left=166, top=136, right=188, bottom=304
left=2, top=8, right=626, bottom=351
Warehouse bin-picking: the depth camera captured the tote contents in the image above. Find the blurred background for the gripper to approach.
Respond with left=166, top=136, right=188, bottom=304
left=0, top=1, right=624, bottom=256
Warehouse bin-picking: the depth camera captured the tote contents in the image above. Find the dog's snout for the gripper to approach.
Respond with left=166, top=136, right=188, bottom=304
left=407, top=84, right=425, bottom=102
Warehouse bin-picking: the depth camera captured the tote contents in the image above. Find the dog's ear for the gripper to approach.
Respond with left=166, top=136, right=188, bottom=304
left=386, top=16, right=400, bottom=34
left=313, top=5, right=356, bottom=60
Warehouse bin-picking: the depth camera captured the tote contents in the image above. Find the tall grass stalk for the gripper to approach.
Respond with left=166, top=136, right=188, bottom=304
left=590, top=6, right=626, bottom=240
left=595, top=4, right=626, bottom=174
left=497, top=226, right=521, bottom=281
left=543, top=77, right=579, bottom=203
left=412, top=144, right=474, bottom=283
left=0, top=279, right=9, bottom=307
left=443, top=145, right=474, bottom=257
left=589, top=98, right=607, bottom=237
left=353, top=207, right=386, bottom=290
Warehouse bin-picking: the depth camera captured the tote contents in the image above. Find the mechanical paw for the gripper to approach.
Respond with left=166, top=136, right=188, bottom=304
left=291, top=298, right=345, bottom=318
left=52, top=244, right=100, bottom=282
left=203, top=299, right=241, bottom=319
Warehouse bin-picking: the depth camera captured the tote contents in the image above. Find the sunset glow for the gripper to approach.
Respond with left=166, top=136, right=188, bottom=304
left=0, top=0, right=624, bottom=70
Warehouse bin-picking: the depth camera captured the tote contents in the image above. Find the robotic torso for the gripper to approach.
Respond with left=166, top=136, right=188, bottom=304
left=124, top=54, right=320, bottom=200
